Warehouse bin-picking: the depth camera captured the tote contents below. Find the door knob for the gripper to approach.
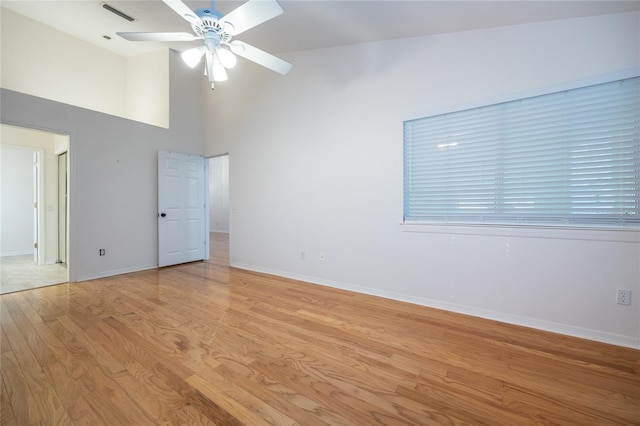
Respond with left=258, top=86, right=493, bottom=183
left=160, top=213, right=166, bottom=218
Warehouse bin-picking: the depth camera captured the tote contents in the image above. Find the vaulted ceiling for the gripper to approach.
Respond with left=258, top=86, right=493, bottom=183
left=3, top=1, right=639, bottom=58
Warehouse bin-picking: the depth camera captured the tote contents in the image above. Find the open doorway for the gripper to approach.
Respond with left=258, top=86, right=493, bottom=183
left=208, top=154, right=229, bottom=266
left=0, top=124, right=70, bottom=294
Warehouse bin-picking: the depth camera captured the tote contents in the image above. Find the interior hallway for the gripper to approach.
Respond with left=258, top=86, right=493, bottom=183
left=0, top=255, right=67, bottom=295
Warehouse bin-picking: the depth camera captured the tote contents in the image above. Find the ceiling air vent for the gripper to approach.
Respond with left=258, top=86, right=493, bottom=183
left=102, top=3, right=135, bottom=22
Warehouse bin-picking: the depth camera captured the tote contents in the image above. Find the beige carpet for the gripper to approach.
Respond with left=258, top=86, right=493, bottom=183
left=0, top=255, right=68, bottom=294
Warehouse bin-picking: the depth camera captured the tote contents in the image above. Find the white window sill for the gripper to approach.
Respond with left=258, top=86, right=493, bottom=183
left=400, top=223, right=640, bottom=243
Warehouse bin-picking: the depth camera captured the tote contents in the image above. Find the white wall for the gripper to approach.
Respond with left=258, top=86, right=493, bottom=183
left=0, top=145, right=33, bottom=256
left=126, top=50, right=170, bottom=128
left=1, top=50, right=203, bottom=282
left=1, top=8, right=169, bottom=128
left=209, top=155, right=230, bottom=233
left=203, top=12, right=640, bottom=348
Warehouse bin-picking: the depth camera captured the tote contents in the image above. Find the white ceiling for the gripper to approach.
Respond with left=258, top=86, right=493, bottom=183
left=2, top=0, right=639, bottom=58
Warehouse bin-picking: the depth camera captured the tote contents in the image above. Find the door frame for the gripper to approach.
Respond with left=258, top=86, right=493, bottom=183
left=57, top=151, right=68, bottom=265
left=33, top=149, right=45, bottom=265
left=0, top=122, right=73, bottom=281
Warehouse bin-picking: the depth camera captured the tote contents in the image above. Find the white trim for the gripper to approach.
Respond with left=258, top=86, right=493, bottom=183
left=400, top=223, right=640, bottom=243
left=76, top=263, right=158, bottom=282
left=34, top=149, right=45, bottom=266
left=204, top=158, right=210, bottom=261
left=231, top=261, right=640, bottom=350
left=0, top=250, right=33, bottom=257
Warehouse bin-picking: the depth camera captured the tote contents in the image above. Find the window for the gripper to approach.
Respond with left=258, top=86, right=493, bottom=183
left=403, top=76, right=640, bottom=228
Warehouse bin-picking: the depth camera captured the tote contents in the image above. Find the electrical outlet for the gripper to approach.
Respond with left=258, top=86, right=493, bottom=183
left=300, top=251, right=305, bottom=260
left=616, top=289, right=632, bottom=306
left=99, top=249, right=106, bottom=256
left=319, top=251, right=325, bottom=261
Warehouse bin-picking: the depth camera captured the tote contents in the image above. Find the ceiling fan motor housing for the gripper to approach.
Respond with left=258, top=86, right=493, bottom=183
left=192, top=9, right=233, bottom=44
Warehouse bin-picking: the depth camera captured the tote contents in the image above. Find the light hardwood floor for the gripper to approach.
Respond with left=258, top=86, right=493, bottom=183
left=1, top=233, right=638, bottom=425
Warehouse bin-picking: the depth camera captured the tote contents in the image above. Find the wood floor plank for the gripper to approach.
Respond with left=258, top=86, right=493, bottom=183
left=0, top=327, right=12, bottom=355
left=3, top=295, right=58, bottom=370
left=148, top=359, right=230, bottom=424
left=11, top=293, right=44, bottom=325
left=0, top=374, right=18, bottom=426
left=102, top=316, right=195, bottom=379
left=77, top=365, right=155, bottom=425
left=1, top=351, right=43, bottom=424
left=3, top=301, right=72, bottom=424
left=42, top=361, right=104, bottom=425
left=160, top=403, right=219, bottom=425
left=0, top=300, right=14, bottom=326
left=504, top=358, right=640, bottom=424
left=186, top=375, right=276, bottom=425
left=501, top=380, right=632, bottom=425
left=43, top=318, right=99, bottom=380
left=250, top=353, right=426, bottom=425
left=19, top=362, right=72, bottom=425
left=2, top=321, right=43, bottom=376
left=0, top=232, right=638, bottom=425
left=186, top=372, right=295, bottom=426
left=213, top=362, right=355, bottom=426
left=55, top=315, right=126, bottom=375
left=130, top=358, right=243, bottom=425
left=396, top=381, right=523, bottom=426
left=111, top=361, right=190, bottom=424
left=21, top=289, right=67, bottom=322
left=84, top=319, right=158, bottom=371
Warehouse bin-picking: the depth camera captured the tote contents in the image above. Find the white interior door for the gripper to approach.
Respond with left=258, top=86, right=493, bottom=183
left=158, top=151, right=207, bottom=267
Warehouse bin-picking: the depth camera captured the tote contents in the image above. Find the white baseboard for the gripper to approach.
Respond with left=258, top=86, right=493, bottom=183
left=0, top=250, right=33, bottom=257
left=231, top=262, right=640, bottom=350
left=76, top=263, right=158, bottom=282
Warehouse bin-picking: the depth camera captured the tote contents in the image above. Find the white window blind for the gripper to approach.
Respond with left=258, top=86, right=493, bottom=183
left=403, top=76, right=640, bottom=227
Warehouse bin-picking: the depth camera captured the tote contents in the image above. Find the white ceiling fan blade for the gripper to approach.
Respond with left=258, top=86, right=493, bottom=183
left=162, top=0, right=203, bottom=26
left=117, top=32, right=200, bottom=42
left=229, top=41, right=292, bottom=75
left=221, top=0, right=283, bottom=36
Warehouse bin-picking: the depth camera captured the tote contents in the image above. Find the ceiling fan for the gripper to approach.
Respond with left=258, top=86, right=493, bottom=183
left=117, top=0, right=292, bottom=88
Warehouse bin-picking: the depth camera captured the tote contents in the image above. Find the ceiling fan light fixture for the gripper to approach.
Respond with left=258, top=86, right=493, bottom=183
left=213, top=63, right=228, bottom=81
left=212, top=54, right=228, bottom=81
left=217, top=47, right=237, bottom=69
left=181, top=46, right=205, bottom=68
